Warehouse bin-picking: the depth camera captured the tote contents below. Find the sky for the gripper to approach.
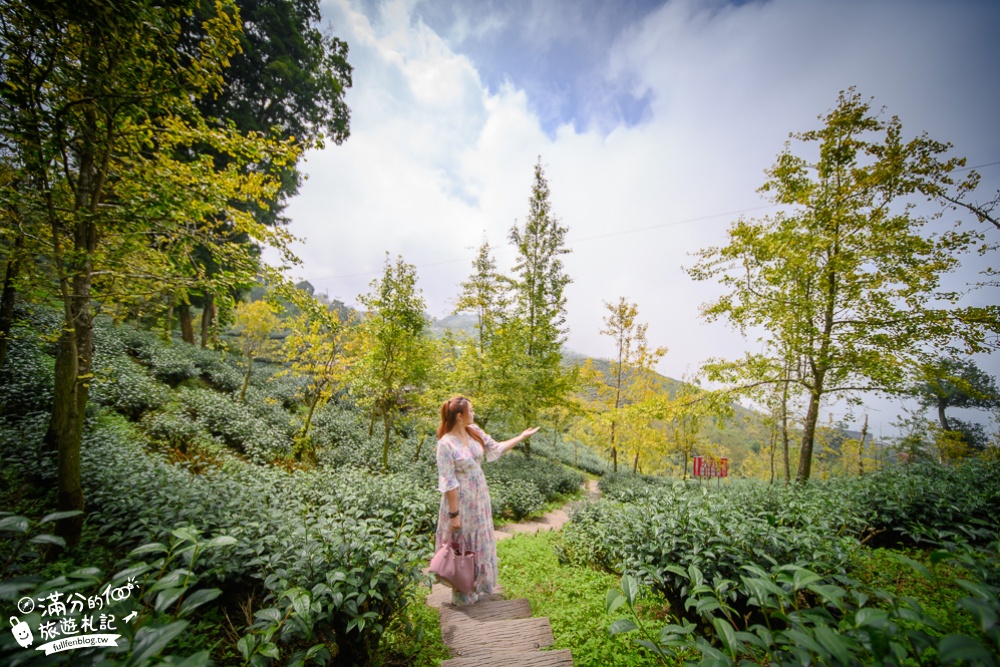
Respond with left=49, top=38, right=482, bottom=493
left=277, top=0, right=1000, bottom=438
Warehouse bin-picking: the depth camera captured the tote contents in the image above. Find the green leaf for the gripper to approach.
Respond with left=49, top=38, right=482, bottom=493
left=807, top=583, right=846, bottom=608
left=127, top=621, right=189, bottom=667
left=0, top=579, right=38, bottom=599
left=258, top=643, right=280, bottom=659
left=130, top=542, right=169, bottom=557
left=742, top=576, right=787, bottom=606
left=204, top=535, right=237, bottom=549
left=29, top=534, right=67, bottom=548
left=937, top=634, right=995, bottom=664
left=606, top=589, right=626, bottom=615
left=171, top=527, right=199, bottom=544
left=621, top=575, right=639, bottom=606
left=792, top=568, right=822, bottom=591
left=178, top=588, right=222, bottom=617
left=0, top=516, right=29, bottom=533
left=40, top=510, right=84, bottom=524
left=855, top=607, right=889, bottom=629
left=609, top=619, right=639, bottom=635
left=254, top=608, right=283, bottom=624
left=237, top=635, right=256, bottom=661
left=814, top=624, right=851, bottom=665
left=154, top=588, right=185, bottom=615
left=712, top=618, right=739, bottom=658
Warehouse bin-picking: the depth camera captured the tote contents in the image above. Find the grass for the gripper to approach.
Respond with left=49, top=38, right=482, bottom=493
left=849, top=546, right=980, bottom=637
left=371, top=590, right=451, bottom=667
left=497, top=530, right=680, bottom=667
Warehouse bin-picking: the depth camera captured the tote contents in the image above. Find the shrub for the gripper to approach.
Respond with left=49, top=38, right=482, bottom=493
left=0, top=328, right=54, bottom=416
left=486, top=451, right=584, bottom=501
left=175, top=387, right=292, bottom=461
left=0, top=413, right=439, bottom=666
left=490, top=479, right=546, bottom=521
left=91, top=352, right=169, bottom=420
left=532, top=436, right=609, bottom=475
left=0, top=513, right=229, bottom=667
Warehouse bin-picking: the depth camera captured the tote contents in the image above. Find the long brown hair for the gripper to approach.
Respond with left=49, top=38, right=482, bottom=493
left=438, top=396, right=485, bottom=446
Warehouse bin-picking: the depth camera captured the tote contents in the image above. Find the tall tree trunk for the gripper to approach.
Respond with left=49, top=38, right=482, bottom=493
left=632, top=451, right=639, bottom=474
left=609, top=418, right=618, bottom=473
left=46, top=217, right=96, bottom=549
left=301, top=391, right=321, bottom=440
left=937, top=403, right=950, bottom=432
left=200, top=294, right=216, bottom=348
left=796, top=390, right=821, bottom=482
left=178, top=302, right=195, bottom=345
left=858, top=414, right=868, bottom=477
left=239, top=357, right=253, bottom=402
left=413, top=433, right=427, bottom=462
left=163, top=299, right=173, bottom=342
left=781, top=365, right=791, bottom=484
left=0, top=230, right=25, bottom=371
left=382, top=410, right=391, bottom=471
left=768, top=420, right=778, bottom=484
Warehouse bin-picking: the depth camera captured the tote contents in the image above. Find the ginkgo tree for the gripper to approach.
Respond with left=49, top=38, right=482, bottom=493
left=590, top=297, right=667, bottom=473
left=0, top=0, right=301, bottom=545
left=351, top=255, right=432, bottom=471
left=234, top=300, right=282, bottom=402
left=281, top=307, right=352, bottom=462
left=688, top=88, right=998, bottom=482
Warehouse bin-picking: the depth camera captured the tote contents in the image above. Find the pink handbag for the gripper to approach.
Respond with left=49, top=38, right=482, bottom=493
left=429, top=534, right=476, bottom=594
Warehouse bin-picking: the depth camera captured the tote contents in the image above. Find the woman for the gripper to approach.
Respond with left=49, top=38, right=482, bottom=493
left=435, top=396, right=539, bottom=605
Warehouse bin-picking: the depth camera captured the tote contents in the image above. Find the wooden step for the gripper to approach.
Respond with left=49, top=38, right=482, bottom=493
left=440, top=598, right=532, bottom=627
left=426, top=582, right=504, bottom=609
left=441, top=649, right=574, bottom=667
left=443, top=617, right=555, bottom=658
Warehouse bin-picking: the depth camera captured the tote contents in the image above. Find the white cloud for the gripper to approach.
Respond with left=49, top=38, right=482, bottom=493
left=282, top=0, right=1000, bottom=435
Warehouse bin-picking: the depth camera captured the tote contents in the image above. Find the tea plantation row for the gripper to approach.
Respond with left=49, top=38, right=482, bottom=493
left=566, top=468, right=1000, bottom=665
left=0, top=310, right=585, bottom=666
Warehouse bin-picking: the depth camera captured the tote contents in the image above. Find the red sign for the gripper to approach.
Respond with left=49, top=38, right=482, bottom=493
left=692, top=456, right=728, bottom=478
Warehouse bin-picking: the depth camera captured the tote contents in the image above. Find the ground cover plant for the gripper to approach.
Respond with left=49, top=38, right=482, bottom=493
left=498, top=531, right=680, bottom=667
left=577, top=466, right=1000, bottom=666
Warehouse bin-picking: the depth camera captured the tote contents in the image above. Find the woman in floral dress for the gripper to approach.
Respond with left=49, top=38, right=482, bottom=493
left=435, top=396, right=539, bottom=605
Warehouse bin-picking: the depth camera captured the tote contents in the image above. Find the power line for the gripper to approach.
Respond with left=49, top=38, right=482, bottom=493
left=319, top=159, right=1000, bottom=282
left=321, top=202, right=777, bottom=280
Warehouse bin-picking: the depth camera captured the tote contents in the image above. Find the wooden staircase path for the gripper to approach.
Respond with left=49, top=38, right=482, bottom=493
left=424, top=480, right=603, bottom=665
left=427, top=582, right=573, bottom=667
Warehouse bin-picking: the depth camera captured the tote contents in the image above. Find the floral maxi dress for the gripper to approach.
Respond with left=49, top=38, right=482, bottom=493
left=435, top=426, right=504, bottom=605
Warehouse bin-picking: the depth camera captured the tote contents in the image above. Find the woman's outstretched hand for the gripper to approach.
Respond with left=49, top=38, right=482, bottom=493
left=520, top=426, right=540, bottom=440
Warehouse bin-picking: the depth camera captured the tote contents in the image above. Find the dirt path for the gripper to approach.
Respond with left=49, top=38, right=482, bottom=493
left=494, top=479, right=601, bottom=540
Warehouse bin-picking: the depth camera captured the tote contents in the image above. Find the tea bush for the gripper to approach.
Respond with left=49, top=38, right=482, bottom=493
left=578, top=462, right=1000, bottom=666
left=174, top=387, right=293, bottom=461
left=531, top=437, right=608, bottom=475
left=91, top=352, right=169, bottom=420
left=486, top=450, right=585, bottom=499
left=0, top=330, right=54, bottom=416
left=0, top=413, right=438, bottom=665
left=1, top=513, right=240, bottom=667
left=490, top=479, right=546, bottom=521
left=853, top=461, right=1000, bottom=547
